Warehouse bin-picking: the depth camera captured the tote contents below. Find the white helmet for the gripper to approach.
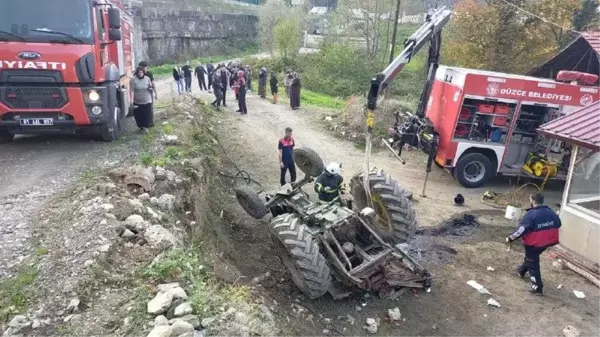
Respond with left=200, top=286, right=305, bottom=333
left=325, top=162, right=341, bottom=175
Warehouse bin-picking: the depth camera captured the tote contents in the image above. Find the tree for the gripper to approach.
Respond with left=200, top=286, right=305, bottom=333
left=573, top=0, right=600, bottom=30
left=330, top=0, right=397, bottom=57
left=274, top=18, right=304, bottom=59
left=442, top=0, right=585, bottom=74
left=258, top=0, right=307, bottom=55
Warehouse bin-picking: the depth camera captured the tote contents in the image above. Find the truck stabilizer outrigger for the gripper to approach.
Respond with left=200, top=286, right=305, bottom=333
left=234, top=148, right=431, bottom=300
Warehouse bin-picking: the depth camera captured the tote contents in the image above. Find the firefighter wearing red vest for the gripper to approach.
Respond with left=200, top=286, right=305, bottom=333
left=506, top=193, right=561, bottom=296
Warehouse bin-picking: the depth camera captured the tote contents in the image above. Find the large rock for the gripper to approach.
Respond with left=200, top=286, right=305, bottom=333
left=173, top=302, right=193, bottom=317
left=155, top=315, right=169, bottom=327
left=144, top=225, right=178, bottom=250
left=166, top=287, right=188, bottom=301
left=201, top=316, right=217, bottom=328
left=129, top=198, right=145, bottom=214
left=157, top=283, right=180, bottom=292
left=563, top=326, right=580, bottom=337
left=166, top=299, right=186, bottom=320
left=67, top=298, right=81, bottom=313
left=8, top=315, right=30, bottom=333
left=157, top=194, right=176, bottom=211
left=147, top=325, right=172, bottom=337
left=169, top=320, right=194, bottom=337
left=155, top=167, right=168, bottom=181
left=125, top=214, right=147, bottom=232
left=170, top=315, right=201, bottom=329
left=147, top=292, right=174, bottom=315
left=165, top=170, right=177, bottom=182
left=157, top=283, right=187, bottom=300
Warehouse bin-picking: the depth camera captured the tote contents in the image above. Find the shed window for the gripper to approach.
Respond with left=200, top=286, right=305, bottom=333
left=567, top=146, right=600, bottom=216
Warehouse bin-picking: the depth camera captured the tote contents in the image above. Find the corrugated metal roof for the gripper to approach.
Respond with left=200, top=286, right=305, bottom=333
left=581, top=31, right=600, bottom=55
left=538, top=101, right=600, bottom=150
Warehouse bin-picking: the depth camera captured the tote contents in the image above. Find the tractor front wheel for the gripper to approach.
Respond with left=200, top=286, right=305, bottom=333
left=270, top=214, right=332, bottom=299
left=235, top=185, right=268, bottom=219
left=350, top=168, right=417, bottom=244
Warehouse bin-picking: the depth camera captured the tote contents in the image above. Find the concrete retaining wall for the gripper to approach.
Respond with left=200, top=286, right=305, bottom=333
left=131, top=6, right=258, bottom=65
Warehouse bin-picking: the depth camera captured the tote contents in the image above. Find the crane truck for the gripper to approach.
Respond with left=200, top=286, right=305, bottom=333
left=0, top=0, right=135, bottom=143
left=365, top=7, right=600, bottom=192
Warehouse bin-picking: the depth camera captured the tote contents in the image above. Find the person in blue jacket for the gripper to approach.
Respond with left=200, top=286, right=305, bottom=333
left=506, top=192, right=561, bottom=296
left=314, top=163, right=343, bottom=202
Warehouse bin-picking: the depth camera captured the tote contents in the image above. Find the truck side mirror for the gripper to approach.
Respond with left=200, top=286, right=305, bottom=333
left=109, top=29, right=122, bottom=41
left=108, top=8, right=121, bottom=29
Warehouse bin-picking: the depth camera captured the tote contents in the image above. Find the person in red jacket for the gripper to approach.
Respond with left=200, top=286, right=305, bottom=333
left=506, top=193, right=561, bottom=296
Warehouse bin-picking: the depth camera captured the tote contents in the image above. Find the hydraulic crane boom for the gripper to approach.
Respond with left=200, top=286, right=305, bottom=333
left=366, top=6, right=452, bottom=123
left=362, top=6, right=452, bottom=202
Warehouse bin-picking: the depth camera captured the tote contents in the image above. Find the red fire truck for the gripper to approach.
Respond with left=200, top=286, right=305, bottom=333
left=0, top=0, right=135, bottom=143
left=424, top=67, right=599, bottom=188
left=375, top=7, right=599, bottom=190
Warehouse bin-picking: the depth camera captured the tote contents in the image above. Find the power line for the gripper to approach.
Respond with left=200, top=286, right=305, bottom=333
left=499, top=0, right=582, bottom=35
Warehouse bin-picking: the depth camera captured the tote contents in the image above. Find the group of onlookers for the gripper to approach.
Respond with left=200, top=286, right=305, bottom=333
left=169, top=60, right=303, bottom=114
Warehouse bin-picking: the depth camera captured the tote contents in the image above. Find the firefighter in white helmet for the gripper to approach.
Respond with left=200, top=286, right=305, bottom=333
left=314, top=163, right=343, bottom=202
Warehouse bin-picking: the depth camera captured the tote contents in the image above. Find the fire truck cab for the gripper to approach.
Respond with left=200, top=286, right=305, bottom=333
left=0, top=0, right=135, bottom=143
left=426, top=66, right=600, bottom=188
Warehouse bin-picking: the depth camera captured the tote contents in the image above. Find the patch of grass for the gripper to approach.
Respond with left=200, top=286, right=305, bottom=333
left=141, top=248, right=209, bottom=283
left=164, top=147, right=182, bottom=161
left=0, top=265, right=39, bottom=321
left=300, top=89, right=345, bottom=110
left=162, top=123, right=175, bottom=135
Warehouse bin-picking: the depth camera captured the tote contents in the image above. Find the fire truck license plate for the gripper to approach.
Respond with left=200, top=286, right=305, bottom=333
left=20, top=118, right=54, bottom=126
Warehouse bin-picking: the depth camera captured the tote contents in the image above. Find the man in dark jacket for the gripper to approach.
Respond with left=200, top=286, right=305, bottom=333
left=507, top=193, right=561, bottom=296
left=206, top=62, right=215, bottom=93
left=181, top=61, right=193, bottom=93
left=220, top=66, right=231, bottom=107
left=211, top=71, right=223, bottom=109
left=314, top=163, right=343, bottom=202
left=194, top=64, right=207, bottom=91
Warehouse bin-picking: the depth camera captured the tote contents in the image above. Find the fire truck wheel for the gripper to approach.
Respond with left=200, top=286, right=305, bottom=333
left=269, top=214, right=332, bottom=299
left=0, top=128, right=14, bottom=144
left=454, top=152, right=493, bottom=188
left=350, top=168, right=416, bottom=244
left=235, top=185, right=268, bottom=219
left=100, top=106, right=122, bottom=142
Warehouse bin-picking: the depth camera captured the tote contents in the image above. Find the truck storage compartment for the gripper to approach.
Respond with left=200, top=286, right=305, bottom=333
left=502, top=104, right=564, bottom=175
left=453, top=97, right=516, bottom=144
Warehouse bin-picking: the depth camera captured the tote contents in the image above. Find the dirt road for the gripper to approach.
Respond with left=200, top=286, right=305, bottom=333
left=161, top=78, right=599, bottom=336
left=0, top=123, right=140, bottom=278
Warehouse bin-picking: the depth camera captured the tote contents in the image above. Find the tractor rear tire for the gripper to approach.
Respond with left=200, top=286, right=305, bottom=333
left=293, top=148, right=325, bottom=177
left=350, top=168, right=417, bottom=244
left=270, top=214, right=332, bottom=299
left=235, top=185, right=268, bottom=219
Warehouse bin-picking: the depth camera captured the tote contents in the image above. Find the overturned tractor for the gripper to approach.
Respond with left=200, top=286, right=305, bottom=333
left=234, top=148, right=431, bottom=299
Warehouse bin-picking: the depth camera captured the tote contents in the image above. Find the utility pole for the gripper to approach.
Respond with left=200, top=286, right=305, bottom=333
left=388, top=0, right=402, bottom=64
